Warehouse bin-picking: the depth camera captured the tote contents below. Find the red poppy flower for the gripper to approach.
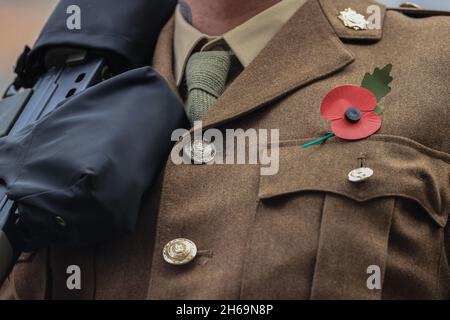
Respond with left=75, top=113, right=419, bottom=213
left=320, top=85, right=381, bottom=140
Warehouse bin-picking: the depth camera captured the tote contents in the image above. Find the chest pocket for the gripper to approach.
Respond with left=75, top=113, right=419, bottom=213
left=242, top=134, right=450, bottom=299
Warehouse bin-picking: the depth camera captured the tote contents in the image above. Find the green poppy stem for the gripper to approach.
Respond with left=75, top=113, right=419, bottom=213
left=301, top=133, right=335, bottom=148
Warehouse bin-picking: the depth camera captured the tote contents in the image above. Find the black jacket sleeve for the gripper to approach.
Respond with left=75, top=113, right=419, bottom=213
left=0, top=67, right=187, bottom=249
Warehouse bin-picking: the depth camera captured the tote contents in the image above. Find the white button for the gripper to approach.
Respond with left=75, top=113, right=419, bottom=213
left=348, top=167, right=374, bottom=182
left=184, top=139, right=216, bottom=164
left=163, top=238, right=197, bottom=265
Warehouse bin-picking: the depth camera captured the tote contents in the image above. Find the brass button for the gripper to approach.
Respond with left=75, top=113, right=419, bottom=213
left=348, top=167, right=374, bottom=182
left=163, top=238, right=197, bottom=265
left=184, top=139, right=216, bottom=164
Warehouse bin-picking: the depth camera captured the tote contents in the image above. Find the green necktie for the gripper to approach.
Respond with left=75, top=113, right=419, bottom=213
left=185, top=51, right=232, bottom=124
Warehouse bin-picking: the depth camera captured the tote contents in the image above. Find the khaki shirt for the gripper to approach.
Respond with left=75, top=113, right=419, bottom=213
left=174, top=0, right=307, bottom=86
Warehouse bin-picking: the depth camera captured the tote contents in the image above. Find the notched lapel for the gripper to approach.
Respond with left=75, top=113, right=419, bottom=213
left=202, top=0, right=356, bottom=129
left=152, top=0, right=388, bottom=130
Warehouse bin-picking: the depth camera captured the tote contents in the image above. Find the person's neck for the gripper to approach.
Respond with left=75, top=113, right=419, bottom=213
left=183, top=0, right=282, bottom=36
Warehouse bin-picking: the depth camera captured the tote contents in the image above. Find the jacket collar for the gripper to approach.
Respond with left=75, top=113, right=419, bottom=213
left=173, top=0, right=307, bottom=86
left=152, top=0, right=387, bottom=129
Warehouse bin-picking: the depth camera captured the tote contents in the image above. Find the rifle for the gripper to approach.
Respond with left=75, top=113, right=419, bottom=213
left=0, top=52, right=108, bottom=285
left=0, top=0, right=179, bottom=286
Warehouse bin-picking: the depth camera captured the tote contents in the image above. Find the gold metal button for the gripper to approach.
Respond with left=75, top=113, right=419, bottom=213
left=163, top=238, right=197, bottom=265
left=348, top=167, right=374, bottom=182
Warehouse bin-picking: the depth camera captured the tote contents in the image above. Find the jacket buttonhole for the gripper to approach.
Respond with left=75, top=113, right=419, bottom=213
left=197, top=249, right=213, bottom=258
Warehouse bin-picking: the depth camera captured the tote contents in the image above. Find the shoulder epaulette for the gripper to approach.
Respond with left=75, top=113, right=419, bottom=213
left=388, top=7, right=450, bottom=18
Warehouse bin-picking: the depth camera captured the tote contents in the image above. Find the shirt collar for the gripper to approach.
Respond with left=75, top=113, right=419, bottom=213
left=173, top=0, right=307, bottom=86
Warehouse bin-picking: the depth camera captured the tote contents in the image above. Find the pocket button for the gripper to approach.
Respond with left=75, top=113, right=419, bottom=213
left=348, top=167, right=374, bottom=182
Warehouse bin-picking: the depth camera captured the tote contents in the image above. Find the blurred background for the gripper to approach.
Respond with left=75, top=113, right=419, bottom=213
left=0, top=0, right=57, bottom=93
left=0, top=0, right=449, bottom=94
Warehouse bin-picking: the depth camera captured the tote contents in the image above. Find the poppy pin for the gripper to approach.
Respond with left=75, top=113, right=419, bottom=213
left=302, top=64, right=393, bottom=148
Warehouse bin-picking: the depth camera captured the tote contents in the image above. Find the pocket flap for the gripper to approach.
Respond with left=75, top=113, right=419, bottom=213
left=258, top=135, right=450, bottom=227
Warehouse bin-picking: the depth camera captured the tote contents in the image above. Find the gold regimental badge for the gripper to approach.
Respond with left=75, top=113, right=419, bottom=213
left=338, top=8, right=369, bottom=30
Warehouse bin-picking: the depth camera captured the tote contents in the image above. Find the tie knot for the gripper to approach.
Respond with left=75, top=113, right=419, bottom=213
left=185, top=51, right=232, bottom=98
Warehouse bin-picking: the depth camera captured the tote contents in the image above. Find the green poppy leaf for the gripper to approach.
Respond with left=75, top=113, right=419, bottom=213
left=361, top=64, right=393, bottom=102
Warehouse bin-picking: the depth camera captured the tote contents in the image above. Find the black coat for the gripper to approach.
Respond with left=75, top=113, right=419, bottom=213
left=31, top=0, right=177, bottom=70
left=0, top=67, right=186, bottom=249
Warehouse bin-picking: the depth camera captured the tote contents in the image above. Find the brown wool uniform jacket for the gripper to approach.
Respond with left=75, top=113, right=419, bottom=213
left=1, top=0, right=450, bottom=300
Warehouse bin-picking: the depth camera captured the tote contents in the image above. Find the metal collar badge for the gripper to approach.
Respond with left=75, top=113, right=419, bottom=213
left=338, top=8, right=369, bottom=30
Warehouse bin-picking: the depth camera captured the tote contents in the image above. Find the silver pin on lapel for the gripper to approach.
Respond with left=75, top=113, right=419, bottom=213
left=338, top=8, right=369, bottom=31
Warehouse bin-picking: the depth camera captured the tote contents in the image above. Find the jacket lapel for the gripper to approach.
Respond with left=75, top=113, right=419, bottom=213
left=152, top=0, right=387, bottom=130
left=201, top=0, right=356, bottom=128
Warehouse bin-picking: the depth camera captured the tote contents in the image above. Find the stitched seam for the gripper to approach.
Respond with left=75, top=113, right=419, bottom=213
left=238, top=171, right=262, bottom=299
left=264, top=135, right=450, bottom=162
left=261, top=191, right=445, bottom=228
left=380, top=197, right=396, bottom=299
left=308, top=193, right=328, bottom=299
